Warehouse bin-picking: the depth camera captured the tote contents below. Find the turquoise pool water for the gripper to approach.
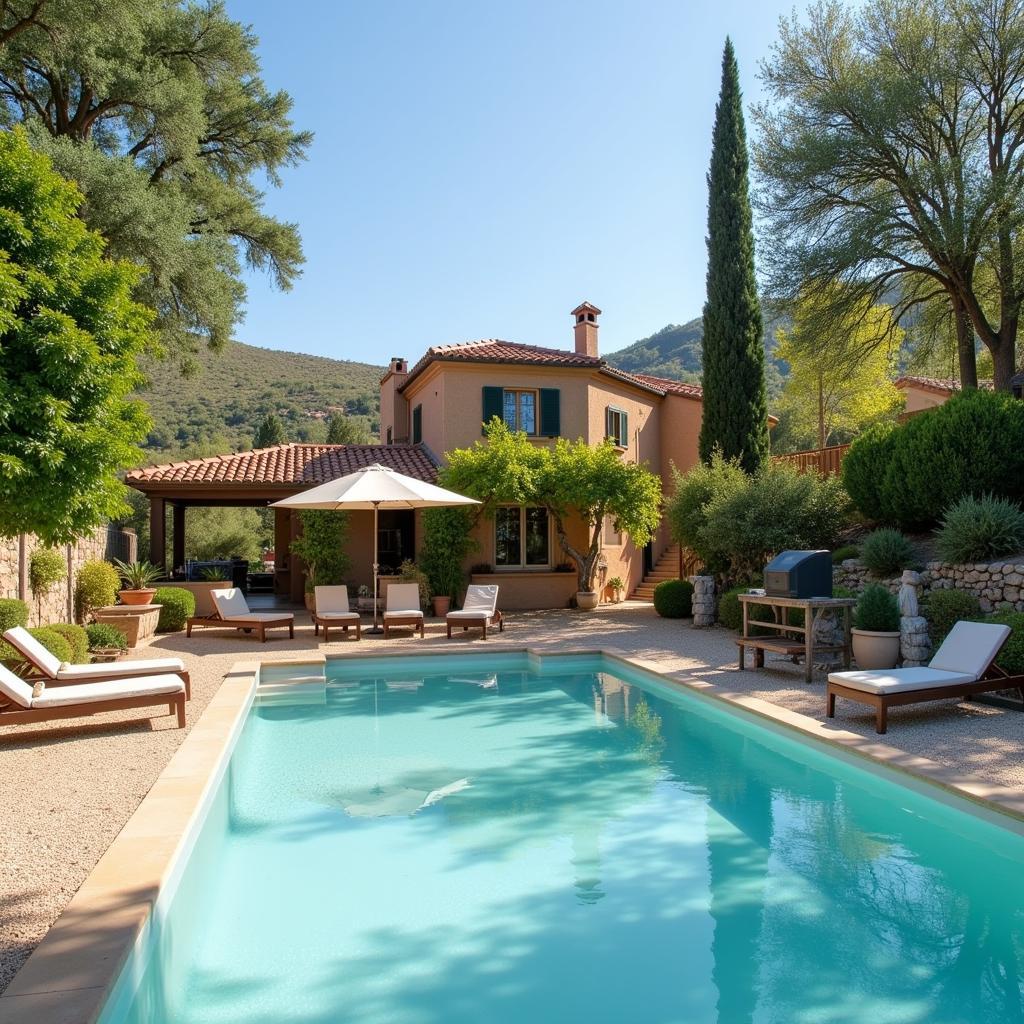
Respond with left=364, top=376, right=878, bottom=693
left=104, top=653, right=1024, bottom=1024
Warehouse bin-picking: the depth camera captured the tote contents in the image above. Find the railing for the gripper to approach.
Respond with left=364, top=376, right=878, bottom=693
left=104, top=524, right=137, bottom=564
left=773, top=443, right=851, bottom=477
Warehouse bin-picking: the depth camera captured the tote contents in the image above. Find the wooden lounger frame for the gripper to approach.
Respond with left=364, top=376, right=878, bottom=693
left=186, top=612, right=294, bottom=643
left=382, top=614, right=424, bottom=639
left=446, top=610, right=504, bottom=639
left=827, top=662, right=1024, bottom=734
left=312, top=613, right=361, bottom=643
left=0, top=690, right=186, bottom=729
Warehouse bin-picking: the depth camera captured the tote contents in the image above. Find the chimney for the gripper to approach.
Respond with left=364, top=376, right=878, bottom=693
left=572, top=302, right=602, bottom=357
left=380, top=357, right=410, bottom=444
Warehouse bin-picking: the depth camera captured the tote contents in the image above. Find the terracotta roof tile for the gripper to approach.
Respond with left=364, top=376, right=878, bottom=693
left=627, top=372, right=704, bottom=400
left=894, top=375, right=994, bottom=395
left=125, top=443, right=438, bottom=488
left=401, top=339, right=602, bottom=390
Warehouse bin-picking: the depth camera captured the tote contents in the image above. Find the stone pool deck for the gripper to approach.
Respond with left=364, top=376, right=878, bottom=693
left=1, top=601, right=1022, bottom=993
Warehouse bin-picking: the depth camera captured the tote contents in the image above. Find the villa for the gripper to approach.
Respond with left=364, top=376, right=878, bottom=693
left=128, top=303, right=711, bottom=608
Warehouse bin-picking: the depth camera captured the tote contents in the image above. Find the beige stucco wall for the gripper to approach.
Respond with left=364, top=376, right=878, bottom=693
left=899, top=384, right=949, bottom=415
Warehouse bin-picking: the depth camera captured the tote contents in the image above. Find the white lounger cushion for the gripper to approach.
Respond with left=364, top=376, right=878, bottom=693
left=385, top=584, right=422, bottom=614
left=219, top=612, right=294, bottom=623
left=383, top=609, right=424, bottom=619
left=32, top=675, right=185, bottom=708
left=461, top=585, right=498, bottom=613
left=827, top=667, right=977, bottom=695
left=929, top=621, right=1010, bottom=676
left=210, top=588, right=251, bottom=618
left=446, top=609, right=494, bottom=621
left=317, top=612, right=360, bottom=621
left=315, top=586, right=354, bottom=615
left=56, top=657, right=185, bottom=681
left=0, top=664, right=34, bottom=708
left=3, top=626, right=61, bottom=677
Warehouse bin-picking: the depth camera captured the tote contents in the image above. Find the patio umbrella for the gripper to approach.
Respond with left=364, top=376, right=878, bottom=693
left=271, top=464, right=479, bottom=633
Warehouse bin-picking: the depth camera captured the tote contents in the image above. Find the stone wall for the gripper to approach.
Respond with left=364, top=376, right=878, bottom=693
left=834, top=559, right=1024, bottom=614
left=0, top=527, right=137, bottom=626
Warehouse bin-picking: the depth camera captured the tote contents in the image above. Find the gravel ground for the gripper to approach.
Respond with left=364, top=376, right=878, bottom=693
left=2, top=601, right=1022, bottom=992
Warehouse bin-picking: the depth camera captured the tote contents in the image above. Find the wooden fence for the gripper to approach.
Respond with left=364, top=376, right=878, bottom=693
left=773, top=443, right=851, bottom=476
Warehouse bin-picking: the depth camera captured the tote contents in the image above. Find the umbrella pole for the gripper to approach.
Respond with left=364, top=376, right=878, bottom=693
left=368, top=501, right=383, bottom=635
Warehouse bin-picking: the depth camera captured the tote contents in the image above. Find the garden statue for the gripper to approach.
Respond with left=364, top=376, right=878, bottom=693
left=898, top=570, right=921, bottom=617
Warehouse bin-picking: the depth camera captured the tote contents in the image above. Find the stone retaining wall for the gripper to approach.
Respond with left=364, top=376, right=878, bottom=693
left=834, top=559, right=1024, bottom=614
left=0, top=527, right=137, bottom=626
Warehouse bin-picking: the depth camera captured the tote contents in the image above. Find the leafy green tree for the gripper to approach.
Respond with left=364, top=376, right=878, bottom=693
left=0, top=0, right=311, bottom=365
left=699, top=38, right=769, bottom=473
left=253, top=413, right=286, bottom=448
left=326, top=415, right=371, bottom=444
left=418, top=507, right=478, bottom=603
left=442, top=420, right=662, bottom=592
left=0, top=128, right=151, bottom=543
left=774, top=290, right=905, bottom=450
left=754, top=0, right=1024, bottom=391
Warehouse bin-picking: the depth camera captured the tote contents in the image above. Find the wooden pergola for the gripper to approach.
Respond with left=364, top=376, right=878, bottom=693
left=124, top=443, right=438, bottom=602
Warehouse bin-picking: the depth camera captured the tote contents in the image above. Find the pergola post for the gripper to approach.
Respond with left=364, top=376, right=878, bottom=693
left=172, top=503, right=186, bottom=574
left=273, top=507, right=291, bottom=597
left=149, top=496, right=166, bottom=569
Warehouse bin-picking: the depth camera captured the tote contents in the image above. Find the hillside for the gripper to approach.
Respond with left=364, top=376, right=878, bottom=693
left=134, top=341, right=384, bottom=457
left=607, top=314, right=787, bottom=398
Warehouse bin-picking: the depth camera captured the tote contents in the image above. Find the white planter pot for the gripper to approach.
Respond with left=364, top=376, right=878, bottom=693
left=851, top=629, right=901, bottom=670
left=576, top=591, right=599, bottom=611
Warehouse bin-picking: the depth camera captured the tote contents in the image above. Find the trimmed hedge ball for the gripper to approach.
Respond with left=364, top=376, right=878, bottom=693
left=653, top=579, right=694, bottom=618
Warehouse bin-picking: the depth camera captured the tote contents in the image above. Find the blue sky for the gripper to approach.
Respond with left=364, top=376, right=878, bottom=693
left=228, top=1, right=803, bottom=362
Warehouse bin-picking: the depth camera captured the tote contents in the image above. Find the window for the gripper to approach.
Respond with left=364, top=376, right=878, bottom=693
left=495, top=506, right=550, bottom=568
left=502, top=389, right=537, bottom=434
left=606, top=406, right=628, bottom=447
left=412, top=404, right=422, bottom=444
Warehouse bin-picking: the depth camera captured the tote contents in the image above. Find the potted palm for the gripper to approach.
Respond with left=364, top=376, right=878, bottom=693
left=607, top=576, right=625, bottom=604
left=851, top=584, right=901, bottom=670
left=112, top=559, right=163, bottom=606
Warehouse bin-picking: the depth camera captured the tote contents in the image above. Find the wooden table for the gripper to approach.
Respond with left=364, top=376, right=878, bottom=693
left=736, top=593, right=856, bottom=683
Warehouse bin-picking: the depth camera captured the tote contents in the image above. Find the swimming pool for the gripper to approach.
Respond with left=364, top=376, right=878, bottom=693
left=101, top=652, right=1024, bottom=1024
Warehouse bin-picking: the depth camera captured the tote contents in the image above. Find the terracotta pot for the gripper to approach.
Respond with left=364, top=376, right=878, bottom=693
left=432, top=595, right=451, bottom=617
left=851, top=629, right=901, bottom=670
left=304, top=591, right=315, bottom=611
left=119, top=588, right=156, bottom=606
left=576, top=590, right=600, bottom=611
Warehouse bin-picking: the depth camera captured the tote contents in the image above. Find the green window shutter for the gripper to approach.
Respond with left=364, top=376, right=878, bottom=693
left=619, top=411, right=628, bottom=447
left=539, top=388, right=561, bottom=437
left=412, top=405, right=422, bottom=444
left=482, top=386, right=503, bottom=433
left=605, top=406, right=612, bottom=441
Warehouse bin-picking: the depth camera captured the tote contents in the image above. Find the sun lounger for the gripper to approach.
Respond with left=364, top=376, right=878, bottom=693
left=446, top=584, right=503, bottom=639
left=187, top=588, right=295, bottom=643
left=827, top=620, right=1024, bottom=733
left=3, top=626, right=191, bottom=699
left=382, top=583, right=424, bottom=638
left=312, top=586, right=361, bottom=642
left=0, top=663, right=186, bottom=729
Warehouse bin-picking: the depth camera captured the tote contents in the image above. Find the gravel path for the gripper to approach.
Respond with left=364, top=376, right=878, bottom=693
left=2, top=602, right=1021, bottom=992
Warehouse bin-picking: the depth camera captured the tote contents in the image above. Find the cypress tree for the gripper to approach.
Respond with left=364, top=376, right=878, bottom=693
left=254, top=413, right=286, bottom=449
left=698, top=38, right=769, bottom=473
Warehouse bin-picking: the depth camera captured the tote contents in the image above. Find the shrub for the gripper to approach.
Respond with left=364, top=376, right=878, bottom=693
left=841, top=421, right=898, bottom=522
left=716, top=585, right=777, bottom=632
left=28, top=548, right=66, bottom=616
left=924, top=589, right=981, bottom=645
left=936, top=494, right=1024, bottom=564
left=85, top=622, right=129, bottom=651
left=982, top=611, right=1024, bottom=675
left=47, top=623, right=90, bottom=663
left=74, top=560, right=120, bottom=622
left=290, top=510, right=351, bottom=591
left=669, top=453, right=850, bottom=580
left=0, top=598, right=29, bottom=633
left=397, top=560, right=432, bottom=610
left=832, top=545, right=859, bottom=564
left=854, top=584, right=900, bottom=632
left=653, top=579, right=694, bottom=618
left=419, top=507, right=477, bottom=603
left=0, top=625, right=74, bottom=666
left=155, top=587, right=196, bottom=633
left=845, top=390, right=1024, bottom=528
left=860, top=528, right=915, bottom=577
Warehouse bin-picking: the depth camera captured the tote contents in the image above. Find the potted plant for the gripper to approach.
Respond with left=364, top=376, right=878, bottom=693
left=851, top=584, right=901, bottom=670
left=112, top=559, right=162, bottom=606
left=607, top=576, right=625, bottom=604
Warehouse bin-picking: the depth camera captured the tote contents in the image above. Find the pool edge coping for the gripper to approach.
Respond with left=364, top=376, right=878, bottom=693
left=2, top=643, right=1022, bottom=1023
